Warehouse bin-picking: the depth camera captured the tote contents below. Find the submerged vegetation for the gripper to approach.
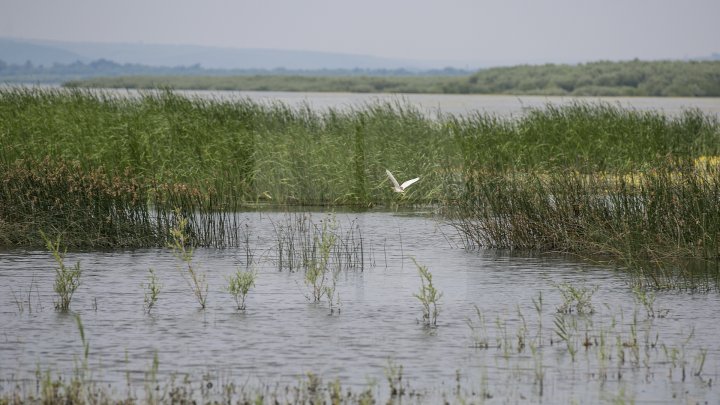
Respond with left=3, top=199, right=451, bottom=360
left=2, top=285, right=714, bottom=404
left=63, top=59, right=720, bottom=97
left=1, top=87, right=720, bottom=287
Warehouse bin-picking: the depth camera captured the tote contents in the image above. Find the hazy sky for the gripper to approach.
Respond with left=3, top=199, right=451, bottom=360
left=2, top=0, right=719, bottom=65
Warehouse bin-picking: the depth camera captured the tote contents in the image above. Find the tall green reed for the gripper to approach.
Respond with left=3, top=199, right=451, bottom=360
left=412, top=258, right=442, bottom=327
left=450, top=162, right=720, bottom=289
left=225, top=268, right=256, bottom=310
left=169, top=210, right=208, bottom=309
left=143, top=268, right=161, bottom=313
left=41, top=231, right=82, bottom=311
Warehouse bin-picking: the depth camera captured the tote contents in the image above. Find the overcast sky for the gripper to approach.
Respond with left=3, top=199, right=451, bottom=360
left=2, top=0, right=719, bottom=66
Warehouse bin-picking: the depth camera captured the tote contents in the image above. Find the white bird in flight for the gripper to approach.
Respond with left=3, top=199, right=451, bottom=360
left=385, top=169, right=420, bottom=193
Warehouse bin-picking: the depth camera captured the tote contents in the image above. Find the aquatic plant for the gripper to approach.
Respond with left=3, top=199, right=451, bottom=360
left=169, top=211, right=208, bottom=309
left=143, top=268, right=161, bottom=313
left=384, top=359, right=405, bottom=398
left=41, top=231, right=82, bottom=311
left=466, top=305, right=491, bottom=349
left=412, top=258, right=442, bottom=327
left=450, top=162, right=720, bottom=289
left=304, top=218, right=338, bottom=303
left=4, top=287, right=715, bottom=404
left=225, top=268, right=256, bottom=310
left=555, top=282, right=597, bottom=315
left=10, top=274, right=42, bottom=314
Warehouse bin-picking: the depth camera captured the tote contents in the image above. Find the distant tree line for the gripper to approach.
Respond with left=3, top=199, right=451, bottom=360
left=0, top=58, right=471, bottom=83
left=458, top=60, right=720, bottom=97
left=4, top=58, right=719, bottom=96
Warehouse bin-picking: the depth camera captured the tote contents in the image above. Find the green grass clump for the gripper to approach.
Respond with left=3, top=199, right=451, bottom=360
left=41, top=231, right=82, bottom=311
left=226, top=269, right=256, bottom=310
left=169, top=211, right=208, bottom=309
left=63, top=60, right=720, bottom=97
left=412, top=258, right=442, bottom=327
left=143, top=268, right=161, bottom=313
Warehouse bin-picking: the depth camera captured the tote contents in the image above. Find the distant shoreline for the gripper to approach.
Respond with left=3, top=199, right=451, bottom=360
left=61, top=60, right=720, bottom=97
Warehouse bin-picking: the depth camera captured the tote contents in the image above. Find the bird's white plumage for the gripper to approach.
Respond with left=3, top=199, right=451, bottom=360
left=385, top=169, right=420, bottom=193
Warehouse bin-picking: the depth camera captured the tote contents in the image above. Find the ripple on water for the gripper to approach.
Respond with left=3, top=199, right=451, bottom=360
left=1, top=211, right=718, bottom=403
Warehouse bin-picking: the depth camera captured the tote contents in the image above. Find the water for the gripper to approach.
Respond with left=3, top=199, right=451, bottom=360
left=1, top=211, right=718, bottom=403
left=17, top=84, right=720, bottom=118
left=201, top=91, right=720, bottom=118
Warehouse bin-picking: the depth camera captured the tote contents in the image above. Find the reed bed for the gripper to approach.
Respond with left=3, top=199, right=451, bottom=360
left=270, top=213, right=366, bottom=273
left=0, top=157, right=242, bottom=247
left=2, top=86, right=720, bottom=283
left=450, top=161, right=720, bottom=289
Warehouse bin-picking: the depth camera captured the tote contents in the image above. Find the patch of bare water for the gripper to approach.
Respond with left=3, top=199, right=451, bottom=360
left=0, top=211, right=718, bottom=403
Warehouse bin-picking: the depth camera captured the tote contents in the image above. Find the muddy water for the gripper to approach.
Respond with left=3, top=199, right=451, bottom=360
left=1, top=211, right=718, bottom=403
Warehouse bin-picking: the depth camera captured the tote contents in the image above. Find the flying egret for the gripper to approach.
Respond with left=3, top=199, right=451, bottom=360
left=385, top=169, right=420, bottom=193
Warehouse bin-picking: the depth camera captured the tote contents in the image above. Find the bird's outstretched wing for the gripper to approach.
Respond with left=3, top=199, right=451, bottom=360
left=401, top=177, right=420, bottom=190
left=385, top=169, right=401, bottom=189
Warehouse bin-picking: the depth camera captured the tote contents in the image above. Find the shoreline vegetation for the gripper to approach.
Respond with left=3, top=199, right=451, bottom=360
left=61, top=60, right=720, bottom=97
left=1, top=87, right=720, bottom=288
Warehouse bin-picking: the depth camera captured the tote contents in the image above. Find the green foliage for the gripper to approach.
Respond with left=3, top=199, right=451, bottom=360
left=2, top=88, right=720, bottom=290
left=226, top=269, right=256, bottom=310
left=304, top=218, right=338, bottom=303
left=41, top=231, right=82, bottom=311
left=63, top=60, right=720, bottom=97
left=169, top=210, right=208, bottom=309
left=412, top=258, right=442, bottom=326
left=143, top=268, right=161, bottom=313
left=452, top=161, right=720, bottom=289
left=555, top=283, right=598, bottom=315
left=452, top=103, right=720, bottom=172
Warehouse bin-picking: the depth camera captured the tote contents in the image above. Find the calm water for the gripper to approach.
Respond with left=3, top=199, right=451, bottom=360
left=1, top=211, right=718, bottom=403
left=25, top=84, right=720, bottom=118
left=203, top=91, right=720, bottom=118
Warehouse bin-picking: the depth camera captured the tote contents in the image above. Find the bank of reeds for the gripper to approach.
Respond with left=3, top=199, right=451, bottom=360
left=0, top=157, right=242, bottom=247
left=449, top=102, right=720, bottom=172
left=450, top=161, right=720, bottom=288
left=2, top=87, right=720, bottom=263
left=0, top=87, right=448, bottom=209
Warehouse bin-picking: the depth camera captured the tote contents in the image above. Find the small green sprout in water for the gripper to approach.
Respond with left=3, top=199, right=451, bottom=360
left=555, top=282, right=597, bottom=315
left=41, top=231, right=82, bottom=311
left=226, top=268, right=256, bottom=310
left=169, top=209, right=208, bottom=309
left=412, top=258, right=442, bottom=327
left=466, top=304, right=491, bottom=349
left=384, top=359, right=405, bottom=398
left=553, top=313, right=578, bottom=362
left=73, top=313, right=90, bottom=380
left=143, top=268, right=161, bottom=313
left=632, top=285, right=669, bottom=319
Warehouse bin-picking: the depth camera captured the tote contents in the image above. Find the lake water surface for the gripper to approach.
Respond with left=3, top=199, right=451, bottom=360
left=26, top=84, right=720, bottom=118
left=1, top=211, right=718, bottom=403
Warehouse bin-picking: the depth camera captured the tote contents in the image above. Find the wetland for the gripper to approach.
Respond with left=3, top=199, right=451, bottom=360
left=1, top=87, right=719, bottom=403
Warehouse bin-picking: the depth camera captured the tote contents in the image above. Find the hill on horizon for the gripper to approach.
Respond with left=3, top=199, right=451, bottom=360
left=0, top=37, right=460, bottom=71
